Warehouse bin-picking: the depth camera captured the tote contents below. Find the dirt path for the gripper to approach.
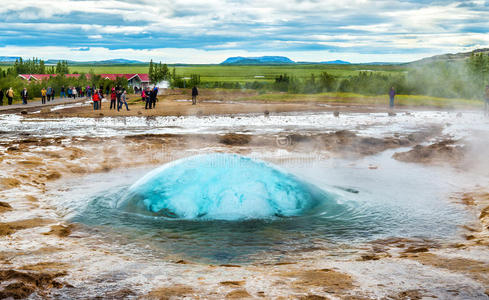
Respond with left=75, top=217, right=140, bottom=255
left=0, top=97, right=88, bottom=114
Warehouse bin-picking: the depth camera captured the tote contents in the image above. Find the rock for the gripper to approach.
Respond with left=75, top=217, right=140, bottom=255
left=392, top=139, right=464, bottom=164
left=40, top=108, right=51, bottom=113
left=43, top=224, right=73, bottom=237
left=0, top=269, right=66, bottom=299
left=333, top=111, right=340, bottom=117
left=20, top=110, right=28, bottom=115
left=226, top=289, right=251, bottom=299
left=0, top=201, right=12, bottom=213
left=46, top=171, right=61, bottom=181
left=219, top=133, right=251, bottom=145
left=264, top=110, right=270, bottom=117
left=403, top=246, right=429, bottom=253
left=388, top=111, right=396, bottom=116
left=220, top=281, right=245, bottom=287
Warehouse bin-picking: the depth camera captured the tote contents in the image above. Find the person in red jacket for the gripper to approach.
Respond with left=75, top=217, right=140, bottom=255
left=92, top=89, right=101, bottom=110
left=110, top=89, right=117, bottom=110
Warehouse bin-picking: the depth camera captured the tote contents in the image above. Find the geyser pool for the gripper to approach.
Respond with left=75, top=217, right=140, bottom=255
left=59, top=152, right=472, bottom=263
left=117, top=153, right=341, bottom=220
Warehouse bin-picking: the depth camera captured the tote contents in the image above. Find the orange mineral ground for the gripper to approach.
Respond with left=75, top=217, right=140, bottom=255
left=1, top=97, right=489, bottom=299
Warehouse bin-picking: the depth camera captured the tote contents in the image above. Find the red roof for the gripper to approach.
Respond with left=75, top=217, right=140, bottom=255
left=18, top=74, right=32, bottom=80
left=18, top=73, right=149, bottom=82
left=99, top=74, right=135, bottom=80
left=65, top=74, right=82, bottom=78
left=137, top=73, right=150, bottom=82
left=31, top=74, right=58, bottom=80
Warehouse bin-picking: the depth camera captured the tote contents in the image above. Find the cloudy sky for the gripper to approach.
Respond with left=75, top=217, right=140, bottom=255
left=1, top=0, right=488, bottom=63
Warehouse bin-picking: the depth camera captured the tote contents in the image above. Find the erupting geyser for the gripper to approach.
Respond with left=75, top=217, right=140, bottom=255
left=117, top=153, right=337, bottom=220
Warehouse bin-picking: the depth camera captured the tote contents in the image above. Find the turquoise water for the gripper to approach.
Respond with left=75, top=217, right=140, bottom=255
left=117, top=154, right=344, bottom=220
left=64, top=153, right=471, bottom=263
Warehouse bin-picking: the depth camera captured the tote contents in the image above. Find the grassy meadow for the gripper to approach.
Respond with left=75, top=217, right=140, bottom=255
left=72, top=64, right=407, bottom=83
left=0, top=63, right=407, bottom=83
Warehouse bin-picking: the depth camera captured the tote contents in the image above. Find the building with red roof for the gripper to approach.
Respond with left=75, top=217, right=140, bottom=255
left=18, top=73, right=150, bottom=88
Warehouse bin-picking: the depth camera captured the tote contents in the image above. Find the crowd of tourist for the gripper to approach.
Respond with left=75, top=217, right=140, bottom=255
left=141, top=86, right=159, bottom=109
left=92, top=85, right=131, bottom=111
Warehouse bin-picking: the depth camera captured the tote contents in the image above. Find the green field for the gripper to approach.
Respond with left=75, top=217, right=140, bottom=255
left=74, top=64, right=406, bottom=83
left=2, top=64, right=407, bottom=83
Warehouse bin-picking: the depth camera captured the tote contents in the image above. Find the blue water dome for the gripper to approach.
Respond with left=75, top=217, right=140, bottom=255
left=118, top=153, right=336, bottom=220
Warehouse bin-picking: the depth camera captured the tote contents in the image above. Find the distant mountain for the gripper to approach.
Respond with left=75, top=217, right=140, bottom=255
left=320, top=60, right=351, bottom=64
left=44, top=58, right=145, bottom=65
left=94, top=58, right=145, bottom=65
left=221, top=56, right=295, bottom=65
left=0, top=56, right=21, bottom=62
left=409, top=48, right=489, bottom=65
left=45, top=59, right=77, bottom=65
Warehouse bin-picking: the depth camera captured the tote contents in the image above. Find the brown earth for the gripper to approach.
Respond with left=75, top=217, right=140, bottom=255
left=280, top=269, right=354, bottom=294
left=141, top=284, right=195, bottom=300
left=1, top=103, right=489, bottom=298
left=0, top=269, right=67, bottom=299
left=406, top=252, right=489, bottom=286
left=0, top=177, right=21, bottom=189
left=43, top=224, right=74, bottom=238
left=0, top=218, right=53, bottom=237
left=220, top=281, right=245, bottom=287
left=225, top=289, right=252, bottom=298
left=28, top=89, right=414, bottom=119
left=393, top=139, right=464, bottom=164
left=453, top=190, right=489, bottom=246
left=0, top=201, right=12, bottom=213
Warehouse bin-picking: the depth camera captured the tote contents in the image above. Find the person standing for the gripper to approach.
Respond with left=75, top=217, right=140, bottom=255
left=151, top=86, right=158, bottom=108
left=51, top=87, right=56, bottom=101
left=484, top=85, right=489, bottom=116
left=118, top=89, right=130, bottom=111
left=116, top=88, right=122, bottom=111
left=60, top=86, right=66, bottom=98
left=92, top=89, right=101, bottom=110
left=110, top=89, right=117, bottom=110
left=141, top=88, right=146, bottom=103
left=0, top=89, right=4, bottom=106
left=144, top=87, right=152, bottom=109
left=46, top=86, right=52, bottom=101
left=20, top=88, right=28, bottom=105
left=72, top=87, right=77, bottom=99
left=41, top=87, right=47, bottom=104
left=192, top=86, right=198, bottom=105
left=6, top=87, right=14, bottom=105
left=389, top=87, right=395, bottom=108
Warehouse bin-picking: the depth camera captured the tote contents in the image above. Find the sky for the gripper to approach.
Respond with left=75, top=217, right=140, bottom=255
left=0, top=0, right=488, bottom=63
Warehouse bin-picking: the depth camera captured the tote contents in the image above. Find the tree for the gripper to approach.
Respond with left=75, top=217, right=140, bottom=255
left=149, top=59, right=155, bottom=83
left=149, top=61, right=170, bottom=84
left=39, top=60, right=46, bottom=74
left=55, top=61, right=69, bottom=74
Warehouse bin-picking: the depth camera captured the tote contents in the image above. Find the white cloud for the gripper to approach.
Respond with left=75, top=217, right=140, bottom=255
left=1, top=0, right=488, bottom=62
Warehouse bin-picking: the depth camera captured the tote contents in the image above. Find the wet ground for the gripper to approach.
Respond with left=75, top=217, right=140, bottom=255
left=1, top=103, right=489, bottom=299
